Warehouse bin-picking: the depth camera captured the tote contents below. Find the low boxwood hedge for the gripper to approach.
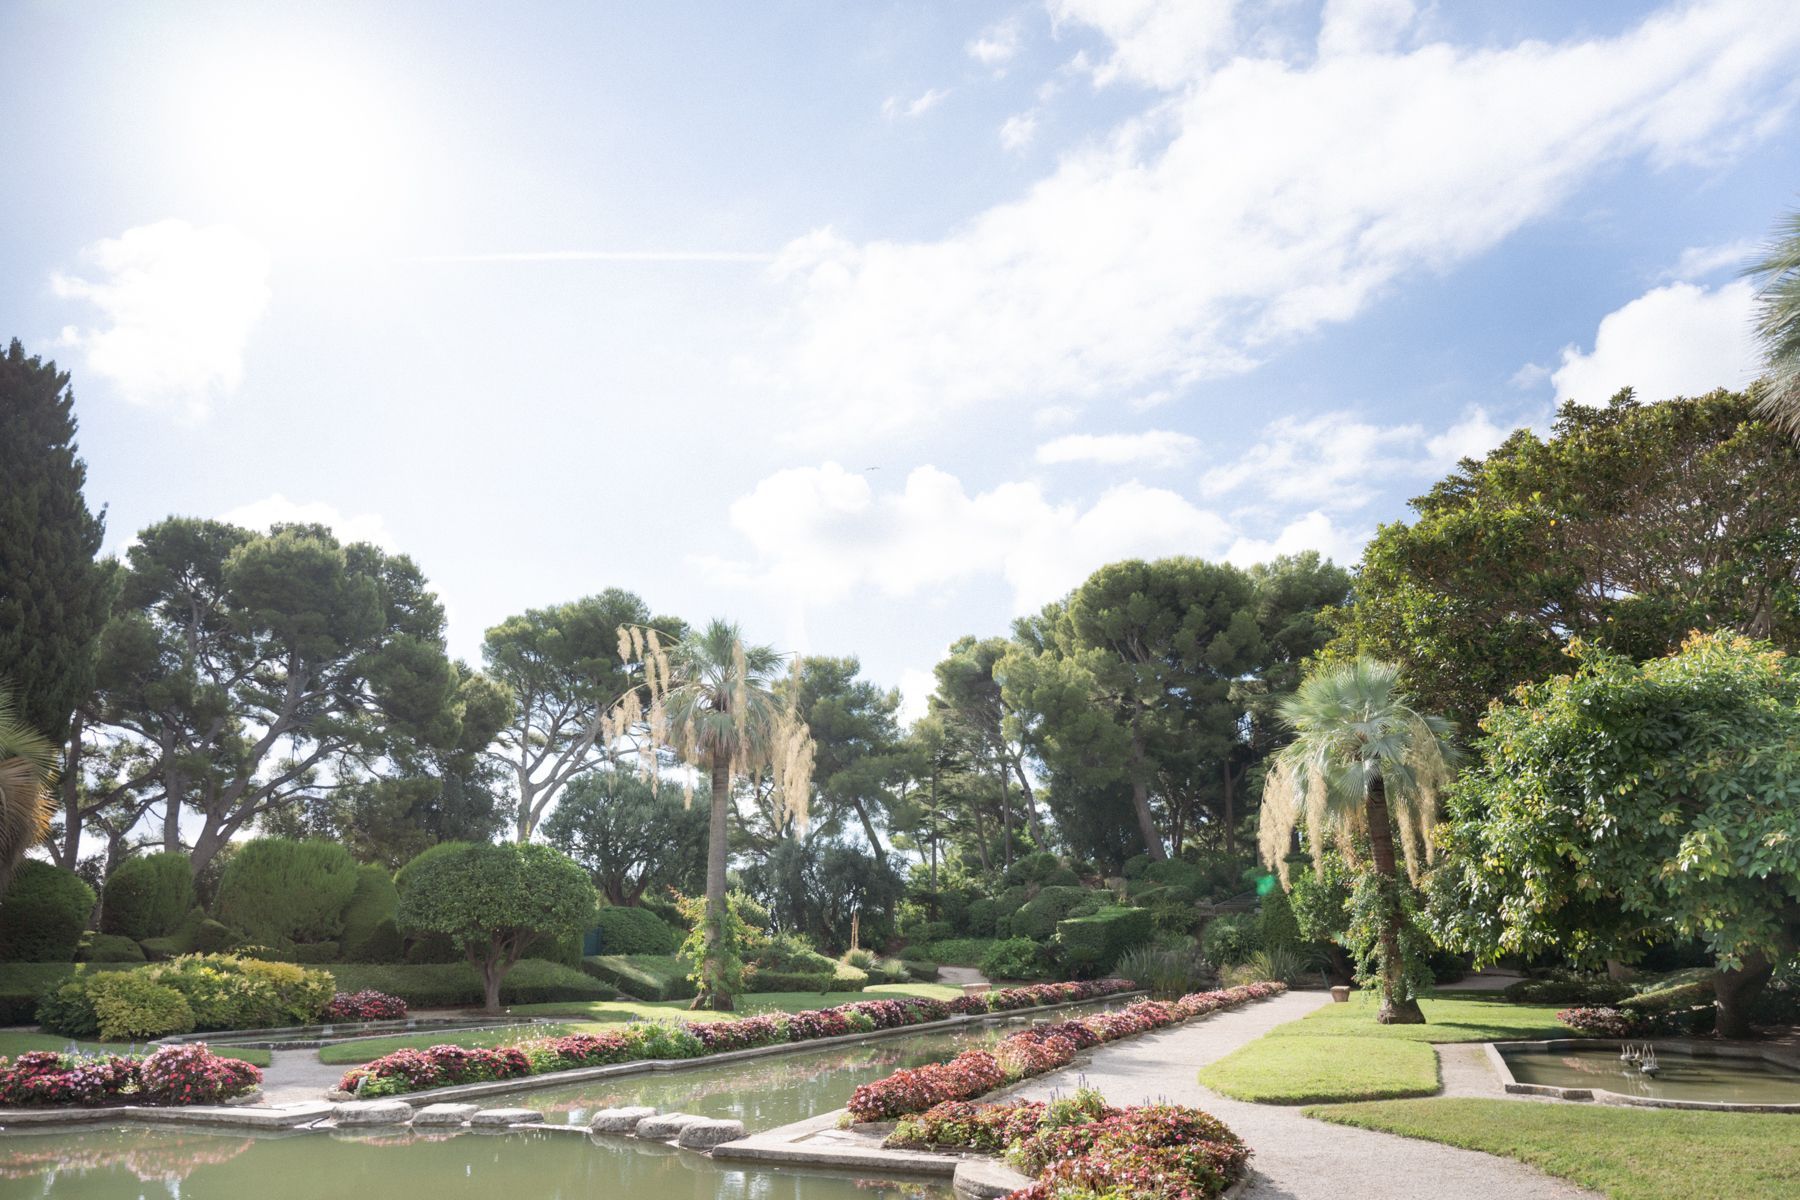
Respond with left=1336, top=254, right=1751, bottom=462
left=328, top=960, right=615, bottom=1008
left=579, top=954, right=695, bottom=1001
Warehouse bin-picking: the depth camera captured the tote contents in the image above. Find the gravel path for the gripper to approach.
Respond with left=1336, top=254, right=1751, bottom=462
left=1006, top=990, right=1601, bottom=1200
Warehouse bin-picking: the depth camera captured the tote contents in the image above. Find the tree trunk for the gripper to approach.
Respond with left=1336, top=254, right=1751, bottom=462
left=1714, top=950, right=1773, bottom=1040
left=1365, top=773, right=1425, bottom=1025
left=998, top=766, right=1013, bottom=869
left=694, top=756, right=735, bottom=1011
left=1128, top=721, right=1166, bottom=861
left=478, top=945, right=505, bottom=1015
left=972, top=801, right=992, bottom=873
left=1222, top=761, right=1236, bottom=858
left=1012, top=755, right=1045, bottom=845
left=928, top=765, right=939, bottom=896
left=852, top=797, right=887, bottom=862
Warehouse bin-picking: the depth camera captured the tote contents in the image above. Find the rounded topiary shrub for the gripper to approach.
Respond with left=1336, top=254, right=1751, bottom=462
left=0, top=861, right=96, bottom=962
left=79, top=933, right=148, bottom=963
left=340, top=865, right=403, bottom=963
left=594, top=904, right=682, bottom=954
left=216, top=838, right=359, bottom=946
left=1009, top=886, right=1094, bottom=941
left=99, top=852, right=194, bottom=941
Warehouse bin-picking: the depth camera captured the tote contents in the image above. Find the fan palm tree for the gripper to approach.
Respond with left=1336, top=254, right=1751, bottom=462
left=0, top=682, right=58, bottom=900
left=1258, top=659, right=1454, bottom=1024
left=1747, top=206, right=1800, bottom=437
left=610, top=620, right=813, bottom=1010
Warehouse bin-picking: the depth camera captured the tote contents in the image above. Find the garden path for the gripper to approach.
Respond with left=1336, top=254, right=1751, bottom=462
left=1006, top=989, right=1601, bottom=1200
left=257, top=1051, right=350, bottom=1104
left=935, top=965, right=989, bottom=987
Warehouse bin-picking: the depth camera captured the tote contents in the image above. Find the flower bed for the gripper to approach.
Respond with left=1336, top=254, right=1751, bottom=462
left=890, top=1091, right=1250, bottom=1200
left=324, top=990, right=408, bottom=1021
left=0, top=1044, right=261, bottom=1108
left=1555, top=1005, right=1703, bottom=1038
left=846, top=983, right=1285, bottom=1122
left=339, top=978, right=1138, bottom=1097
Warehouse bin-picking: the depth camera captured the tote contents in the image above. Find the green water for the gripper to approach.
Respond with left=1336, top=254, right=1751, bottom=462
left=503, top=1010, right=1079, bottom=1129
left=1503, top=1046, right=1800, bottom=1104
left=0, top=1125, right=946, bottom=1199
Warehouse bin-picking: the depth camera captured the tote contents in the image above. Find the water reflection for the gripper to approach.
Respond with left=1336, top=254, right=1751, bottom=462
left=1503, top=1046, right=1800, bottom=1103
left=0, top=1126, right=947, bottom=1200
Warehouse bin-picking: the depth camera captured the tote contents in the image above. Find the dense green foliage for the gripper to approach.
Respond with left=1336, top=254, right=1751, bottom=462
left=1054, top=906, right=1153, bottom=975
left=38, top=954, right=336, bottom=1037
left=0, top=860, right=94, bottom=961
left=396, top=841, right=597, bottom=1011
left=581, top=953, right=697, bottom=1001
left=593, top=904, right=682, bottom=955
left=216, top=838, right=360, bottom=946
left=0, top=340, right=110, bottom=747
left=339, top=864, right=403, bottom=962
left=1201, top=914, right=1261, bottom=966
left=79, top=933, right=146, bottom=963
left=327, top=959, right=615, bottom=1007
left=543, top=770, right=706, bottom=906
left=1431, top=633, right=1800, bottom=1037
left=98, top=852, right=193, bottom=941
left=1328, top=391, right=1800, bottom=729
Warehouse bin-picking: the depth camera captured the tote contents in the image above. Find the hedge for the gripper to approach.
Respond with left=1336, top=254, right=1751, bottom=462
left=594, top=905, right=682, bottom=955
left=79, top=934, right=147, bottom=964
left=1055, top=907, right=1154, bottom=976
left=216, top=838, right=360, bottom=945
left=99, top=852, right=193, bottom=941
left=0, top=964, right=131, bottom=1023
left=912, top=938, right=1004, bottom=966
left=340, top=865, right=403, bottom=963
left=0, top=862, right=96, bottom=962
left=580, top=954, right=696, bottom=1001
left=328, top=959, right=616, bottom=1008
left=1010, top=886, right=1101, bottom=941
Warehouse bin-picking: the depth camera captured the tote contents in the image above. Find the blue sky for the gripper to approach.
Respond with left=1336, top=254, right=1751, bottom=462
left=4, top=0, right=1796, bottom=716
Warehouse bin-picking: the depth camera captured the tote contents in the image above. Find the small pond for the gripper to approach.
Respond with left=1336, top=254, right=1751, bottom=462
left=0, top=1125, right=945, bottom=1200
left=1501, top=1045, right=1800, bottom=1105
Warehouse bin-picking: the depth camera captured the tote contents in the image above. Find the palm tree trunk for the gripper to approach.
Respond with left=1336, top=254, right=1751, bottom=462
left=1365, top=772, right=1425, bottom=1025
left=695, top=755, right=735, bottom=1011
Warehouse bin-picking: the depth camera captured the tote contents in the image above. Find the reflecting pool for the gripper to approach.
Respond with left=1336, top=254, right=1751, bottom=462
left=1501, top=1045, right=1800, bottom=1104
left=0, top=1125, right=946, bottom=1200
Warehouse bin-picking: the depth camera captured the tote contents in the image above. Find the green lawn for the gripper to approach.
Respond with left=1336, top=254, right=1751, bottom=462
left=1308, top=1098, right=1800, bottom=1200
left=1266, top=994, right=1575, bottom=1043
left=1199, top=1034, right=1440, bottom=1104
left=509, top=981, right=961, bottom=1022
left=0, top=1030, right=270, bottom=1068
left=317, top=1022, right=584, bottom=1064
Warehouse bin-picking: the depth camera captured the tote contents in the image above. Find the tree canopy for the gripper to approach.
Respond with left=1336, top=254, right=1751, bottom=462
left=542, top=767, right=706, bottom=905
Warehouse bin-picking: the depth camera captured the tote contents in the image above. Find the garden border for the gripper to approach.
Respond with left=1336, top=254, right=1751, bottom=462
left=1485, top=1038, right=1800, bottom=1112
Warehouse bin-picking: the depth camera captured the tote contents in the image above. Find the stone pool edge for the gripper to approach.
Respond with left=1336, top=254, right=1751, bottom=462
left=1484, top=1038, right=1800, bottom=1112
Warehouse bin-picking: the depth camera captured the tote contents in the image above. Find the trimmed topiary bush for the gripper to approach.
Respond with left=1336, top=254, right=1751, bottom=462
left=1055, top=907, right=1155, bottom=977
left=216, top=839, right=360, bottom=946
left=1010, top=887, right=1097, bottom=941
left=1256, top=887, right=1302, bottom=951
left=79, top=933, right=147, bottom=963
left=964, top=898, right=1002, bottom=937
left=86, top=971, right=197, bottom=1040
left=1200, top=914, right=1261, bottom=967
left=99, top=852, right=193, bottom=942
left=340, top=865, right=403, bottom=963
left=1503, top=977, right=1633, bottom=1005
left=594, top=904, right=681, bottom=955
left=981, top=937, right=1048, bottom=980
left=194, top=919, right=236, bottom=954
left=0, top=861, right=96, bottom=962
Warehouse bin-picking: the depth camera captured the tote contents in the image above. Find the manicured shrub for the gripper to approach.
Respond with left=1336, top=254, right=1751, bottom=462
left=964, top=898, right=1002, bottom=937
left=1257, top=887, right=1302, bottom=950
left=35, top=980, right=101, bottom=1037
left=915, top=938, right=1002, bottom=966
left=981, top=937, right=1047, bottom=980
left=291, top=942, right=340, bottom=964
left=902, top=959, right=939, bottom=981
left=1010, top=887, right=1095, bottom=941
left=216, top=839, right=360, bottom=946
left=194, top=919, right=236, bottom=954
left=79, top=933, right=147, bottom=964
left=324, top=989, right=407, bottom=1021
left=1503, top=977, right=1633, bottom=1006
left=340, top=865, right=403, bottom=963
left=744, top=968, right=836, bottom=993
left=86, top=971, right=196, bottom=1040
left=582, top=953, right=697, bottom=1001
left=594, top=904, right=682, bottom=955
left=1056, top=907, right=1155, bottom=976
left=99, top=853, right=193, bottom=941
left=330, top=959, right=615, bottom=1008
left=0, top=861, right=95, bottom=962
left=1199, top=913, right=1261, bottom=967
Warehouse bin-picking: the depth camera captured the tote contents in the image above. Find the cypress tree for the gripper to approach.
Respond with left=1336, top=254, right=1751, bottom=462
left=0, top=339, right=110, bottom=743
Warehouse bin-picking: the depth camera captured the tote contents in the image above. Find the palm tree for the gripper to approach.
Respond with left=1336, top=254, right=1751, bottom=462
left=1257, top=658, right=1454, bottom=1024
left=0, top=682, right=58, bottom=900
left=608, top=620, right=813, bottom=1010
left=1747, top=205, right=1800, bottom=437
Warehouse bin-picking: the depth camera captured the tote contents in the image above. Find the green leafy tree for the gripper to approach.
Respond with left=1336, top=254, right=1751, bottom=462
left=542, top=768, right=707, bottom=905
left=1259, top=658, right=1456, bottom=1023
left=1328, top=391, right=1800, bottom=730
left=1747, top=205, right=1800, bottom=436
left=396, top=841, right=597, bottom=1013
left=0, top=682, right=58, bottom=898
left=784, top=656, right=905, bottom=860
left=931, top=637, right=1045, bottom=853
left=92, top=518, right=464, bottom=875
left=608, top=620, right=814, bottom=1009
left=481, top=591, right=669, bottom=841
left=0, top=341, right=111, bottom=746
left=1430, top=633, right=1800, bottom=1038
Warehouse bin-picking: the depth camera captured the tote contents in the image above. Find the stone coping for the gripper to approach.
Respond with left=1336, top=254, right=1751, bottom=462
left=159, top=1016, right=555, bottom=1051
left=0, top=1100, right=336, bottom=1132
left=380, top=991, right=1146, bottom=1105
left=1485, top=1038, right=1800, bottom=1112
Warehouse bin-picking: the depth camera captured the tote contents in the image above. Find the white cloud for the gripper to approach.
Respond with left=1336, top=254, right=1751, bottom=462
left=219, top=494, right=397, bottom=550
left=1666, top=239, right=1758, bottom=280
left=1318, top=0, right=1417, bottom=58
left=1225, top=510, right=1367, bottom=569
left=1033, top=403, right=1081, bottom=428
left=698, top=463, right=1233, bottom=614
left=882, top=87, right=952, bottom=119
left=1549, top=279, right=1757, bottom=405
left=759, top=1, right=1800, bottom=442
left=1035, top=429, right=1198, bottom=468
left=1000, top=111, right=1040, bottom=152
left=1201, top=407, right=1513, bottom=510
left=897, top=667, right=936, bottom=726
left=53, top=220, right=271, bottom=417
left=968, top=18, right=1024, bottom=70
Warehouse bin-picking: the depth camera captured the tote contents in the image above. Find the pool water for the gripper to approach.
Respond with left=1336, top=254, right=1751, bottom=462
left=1502, top=1045, right=1800, bottom=1104
left=0, top=1125, right=946, bottom=1200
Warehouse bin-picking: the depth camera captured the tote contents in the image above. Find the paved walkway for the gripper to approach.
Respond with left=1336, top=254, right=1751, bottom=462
left=257, top=1050, right=350, bottom=1103
left=1006, top=990, right=1600, bottom=1200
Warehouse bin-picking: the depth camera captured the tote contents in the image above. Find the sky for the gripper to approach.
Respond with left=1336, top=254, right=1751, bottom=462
left=4, top=0, right=1796, bottom=722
